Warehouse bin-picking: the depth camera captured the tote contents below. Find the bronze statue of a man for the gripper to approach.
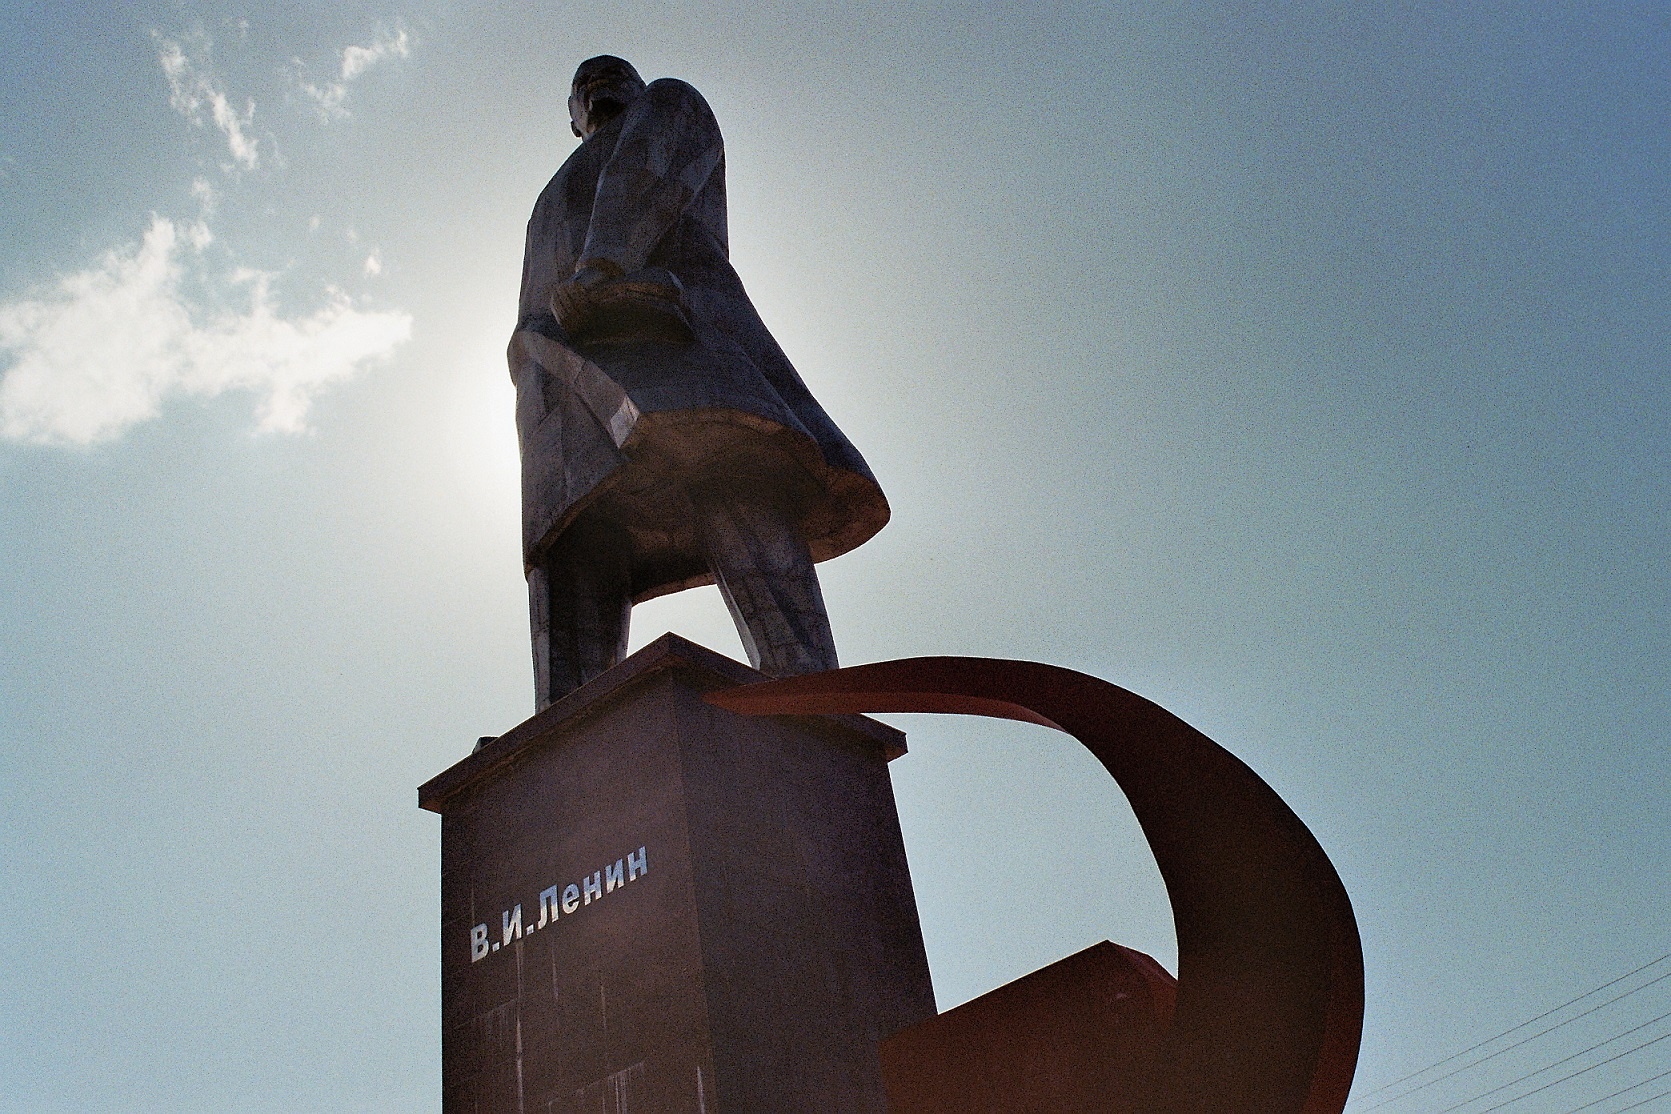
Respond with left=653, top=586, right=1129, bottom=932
left=510, top=56, right=889, bottom=708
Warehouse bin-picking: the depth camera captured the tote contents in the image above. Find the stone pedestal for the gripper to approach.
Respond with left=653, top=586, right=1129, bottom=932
left=419, top=634, right=936, bottom=1113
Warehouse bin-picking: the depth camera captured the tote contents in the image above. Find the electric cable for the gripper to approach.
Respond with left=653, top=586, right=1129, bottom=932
left=1613, top=1087, right=1671, bottom=1112
left=1453, top=1027, right=1671, bottom=1113
left=1555, top=1066, right=1671, bottom=1114
left=1360, top=969, right=1671, bottom=1110
left=1353, top=951, right=1671, bottom=1103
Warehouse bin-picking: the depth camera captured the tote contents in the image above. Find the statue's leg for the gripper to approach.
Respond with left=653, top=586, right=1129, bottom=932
left=528, top=517, right=632, bottom=709
left=695, top=497, right=838, bottom=678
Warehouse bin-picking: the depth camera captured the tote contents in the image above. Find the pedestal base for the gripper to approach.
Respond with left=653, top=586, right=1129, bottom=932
left=419, top=634, right=936, bottom=1112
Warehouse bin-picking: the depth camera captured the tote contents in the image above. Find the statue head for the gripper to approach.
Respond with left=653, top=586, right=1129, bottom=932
left=568, top=55, right=646, bottom=139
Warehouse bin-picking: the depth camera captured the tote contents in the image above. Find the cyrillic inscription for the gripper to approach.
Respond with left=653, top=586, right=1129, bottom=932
left=469, top=845, right=648, bottom=963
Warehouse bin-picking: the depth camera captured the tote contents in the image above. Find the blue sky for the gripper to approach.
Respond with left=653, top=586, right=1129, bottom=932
left=2, top=2, right=1666, bottom=1110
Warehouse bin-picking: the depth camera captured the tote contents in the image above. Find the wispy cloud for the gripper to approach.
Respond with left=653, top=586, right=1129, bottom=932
left=156, top=30, right=260, bottom=170
left=0, top=216, right=412, bottom=445
left=299, top=28, right=410, bottom=121
left=0, top=22, right=416, bottom=446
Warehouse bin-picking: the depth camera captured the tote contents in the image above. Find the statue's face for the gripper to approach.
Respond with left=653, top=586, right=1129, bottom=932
left=568, top=56, right=645, bottom=139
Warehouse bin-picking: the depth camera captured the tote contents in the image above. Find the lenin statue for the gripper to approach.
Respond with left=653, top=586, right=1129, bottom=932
left=509, top=56, right=889, bottom=709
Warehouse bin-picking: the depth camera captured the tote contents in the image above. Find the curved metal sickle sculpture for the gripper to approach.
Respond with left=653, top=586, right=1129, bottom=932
left=706, top=657, right=1364, bottom=1114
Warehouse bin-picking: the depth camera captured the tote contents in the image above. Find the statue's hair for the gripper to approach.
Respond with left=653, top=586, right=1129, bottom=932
left=572, top=55, right=645, bottom=91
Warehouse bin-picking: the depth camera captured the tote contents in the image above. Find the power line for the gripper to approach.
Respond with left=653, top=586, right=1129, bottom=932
left=1354, top=950, right=1671, bottom=1103
left=1555, top=1067, right=1671, bottom=1114
left=1361, top=969, right=1671, bottom=1110
left=1464, top=1029, right=1671, bottom=1114
left=1430, top=1008, right=1671, bottom=1114
left=1614, top=1087, right=1671, bottom=1113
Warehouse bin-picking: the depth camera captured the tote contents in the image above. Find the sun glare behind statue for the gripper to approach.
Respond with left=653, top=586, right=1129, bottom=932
left=444, top=329, right=522, bottom=525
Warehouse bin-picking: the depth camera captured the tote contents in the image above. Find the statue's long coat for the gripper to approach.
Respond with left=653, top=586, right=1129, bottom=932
left=510, top=78, right=887, bottom=602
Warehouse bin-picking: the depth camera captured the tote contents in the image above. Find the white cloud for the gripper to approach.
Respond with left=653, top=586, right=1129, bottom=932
left=156, top=31, right=260, bottom=170
left=0, top=215, right=412, bottom=445
left=190, top=176, right=219, bottom=217
left=300, top=28, right=410, bottom=121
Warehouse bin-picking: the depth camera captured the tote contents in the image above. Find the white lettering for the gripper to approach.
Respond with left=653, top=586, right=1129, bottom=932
left=471, top=845, right=650, bottom=964
left=538, top=885, right=561, bottom=928
left=502, top=904, right=523, bottom=945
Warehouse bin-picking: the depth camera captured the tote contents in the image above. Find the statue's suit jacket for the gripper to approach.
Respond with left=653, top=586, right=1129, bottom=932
left=511, top=78, right=887, bottom=601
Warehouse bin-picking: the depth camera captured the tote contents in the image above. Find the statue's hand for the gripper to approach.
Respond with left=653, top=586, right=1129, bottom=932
left=549, top=280, right=593, bottom=335
left=550, top=260, right=624, bottom=335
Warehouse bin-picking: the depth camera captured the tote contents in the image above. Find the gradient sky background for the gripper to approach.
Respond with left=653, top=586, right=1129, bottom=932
left=2, top=2, right=1666, bottom=1111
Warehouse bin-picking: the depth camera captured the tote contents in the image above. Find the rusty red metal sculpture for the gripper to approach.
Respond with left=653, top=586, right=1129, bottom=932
left=706, top=656, right=1364, bottom=1114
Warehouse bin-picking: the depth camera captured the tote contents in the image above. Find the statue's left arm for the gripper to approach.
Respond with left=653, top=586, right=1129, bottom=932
left=577, top=79, right=724, bottom=277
